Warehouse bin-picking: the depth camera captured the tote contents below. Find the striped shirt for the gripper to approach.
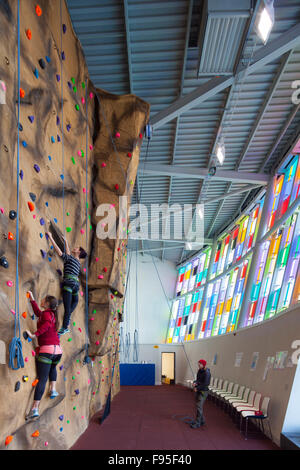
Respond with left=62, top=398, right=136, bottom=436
left=61, top=253, right=81, bottom=279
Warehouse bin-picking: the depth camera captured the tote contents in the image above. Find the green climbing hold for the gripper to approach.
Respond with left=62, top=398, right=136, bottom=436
left=81, top=82, right=85, bottom=89
left=71, top=157, right=75, bottom=164
left=75, top=104, right=79, bottom=111
left=73, top=322, right=76, bottom=326
left=73, top=86, right=77, bottom=93
left=66, top=227, right=72, bottom=232
left=68, top=338, right=72, bottom=342
left=72, top=376, right=75, bottom=380
left=71, top=77, right=75, bottom=84
left=66, top=212, right=70, bottom=216
left=73, top=406, right=76, bottom=410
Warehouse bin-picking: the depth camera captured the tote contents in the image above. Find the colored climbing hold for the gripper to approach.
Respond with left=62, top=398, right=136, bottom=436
left=89, top=144, right=93, bottom=150
left=15, top=381, right=20, bottom=392
left=56, top=74, right=60, bottom=82
left=127, top=152, right=132, bottom=158
left=59, top=415, right=64, bottom=421
left=8, top=232, right=14, bottom=240
left=57, top=135, right=61, bottom=142
left=34, top=164, right=40, bottom=173
left=45, top=55, right=51, bottom=63
left=95, top=341, right=100, bottom=346
left=66, top=124, right=71, bottom=132
left=26, top=29, right=32, bottom=40
left=32, top=379, right=39, bottom=387
left=62, top=24, right=67, bottom=34
left=28, top=115, right=34, bottom=123
left=81, top=97, right=85, bottom=104
left=34, top=68, right=39, bottom=79
left=35, top=5, right=42, bottom=16
left=71, top=157, right=75, bottom=164
left=44, top=441, right=49, bottom=447
left=19, top=170, right=24, bottom=180
left=20, top=88, right=25, bottom=98
left=66, top=227, right=72, bottom=232
left=22, top=312, right=27, bottom=319
left=40, top=218, right=45, bottom=226
left=73, top=86, right=77, bottom=93
left=75, top=104, right=79, bottom=111
left=75, top=389, right=80, bottom=395
left=115, top=184, right=119, bottom=191
left=51, top=136, right=55, bottom=143
left=29, top=192, right=36, bottom=201
left=98, top=274, right=103, bottom=279
left=0, top=256, right=9, bottom=269
left=81, top=82, right=85, bottom=89
left=61, top=51, right=65, bottom=61
left=28, top=202, right=35, bottom=212
left=101, top=163, right=106, bottom=168
left=22, top=375, right=28, bottom=382
left=22, top=140, right=27, bottom=147
left=6, top=281, right=13, bottom=287
left=89, top=92, right=94, bottom=99
left=5, top=435, right=13, bottom=446
left=67, top=81, right=72, bottom=89
left=56, top=116, right=60, bottom=126
left=115, top=132, right=120, bottom=138
left=40, top=250, right=46, bottom=259
left=103, top=267, right=107, bottom=272
left=71, top=77, right=75, bottom=85
left=139, top=133, right=143, bottom=139
left=39, top=58, right=46, bottom=69
left=80, top=229, right=84, bottom=234
left=31, top=430, right=40, bottom=438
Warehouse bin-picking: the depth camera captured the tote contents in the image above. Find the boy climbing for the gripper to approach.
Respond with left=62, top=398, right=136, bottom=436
left=46, top=231, right=87, bottom=335
left=25, top=291, right=62, bottom=421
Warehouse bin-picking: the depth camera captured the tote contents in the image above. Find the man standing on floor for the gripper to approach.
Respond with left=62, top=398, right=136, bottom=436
left=190, top=359, right=211, bottom=429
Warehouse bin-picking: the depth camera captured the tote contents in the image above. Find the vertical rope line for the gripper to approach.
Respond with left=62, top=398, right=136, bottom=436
left=60, top=0, right=65, bottom=252
left=14, top=0, right=21, bottom=338
left=85, top=78, right=89, bottom=359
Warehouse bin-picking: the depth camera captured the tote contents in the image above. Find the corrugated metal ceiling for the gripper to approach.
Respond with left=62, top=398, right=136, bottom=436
left=67, top=0, right=300, bottom=265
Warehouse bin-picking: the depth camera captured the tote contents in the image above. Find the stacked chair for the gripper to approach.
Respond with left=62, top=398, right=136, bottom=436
left=207, top=377, right=272, bottom=440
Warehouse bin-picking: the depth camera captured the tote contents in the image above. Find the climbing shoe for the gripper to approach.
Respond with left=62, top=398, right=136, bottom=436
left=58, top=327, right=70, bottom=336
left=50, top=390, right=59, bottom=399
left=25, top=409, right=39, bottom=421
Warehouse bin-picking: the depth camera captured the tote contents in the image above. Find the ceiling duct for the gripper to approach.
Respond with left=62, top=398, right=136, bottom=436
left=197, top=0, right=252, bottom=76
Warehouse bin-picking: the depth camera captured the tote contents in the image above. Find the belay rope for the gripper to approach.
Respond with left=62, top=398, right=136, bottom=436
left=9, top=0, right=24, bottom=371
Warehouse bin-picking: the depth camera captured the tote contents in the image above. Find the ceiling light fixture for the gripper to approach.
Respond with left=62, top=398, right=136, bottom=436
left=255, top=0, right=274, bottom=45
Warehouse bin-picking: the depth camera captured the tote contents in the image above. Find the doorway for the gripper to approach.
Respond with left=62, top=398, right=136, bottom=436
left=161, top=352, right=175, bottom=384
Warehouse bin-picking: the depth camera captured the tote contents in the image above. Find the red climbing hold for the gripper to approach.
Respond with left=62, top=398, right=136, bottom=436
left=28, top=201, right=35, bottom=212
left=8, top=232, right=14, bottom=240
left=114, top=184, right=119, bottom=191
left=103, top=267, right=107, bottom=273
left=32, top=430, right=40, bottom=437
left=139, top=133, right=143, bottom=139
left=115, top=132, right=120, bottom=138
left=127, top=152, right=132, bottom=158
left=5, top=435, right=13, bottom=446
left=26, top=29, right=32, bottom=40
left=20, top=88, right=25, bottom=98
left=35, top=5, right=42, bottom=16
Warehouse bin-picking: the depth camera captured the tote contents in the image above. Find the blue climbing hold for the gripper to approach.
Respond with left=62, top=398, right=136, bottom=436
left=59, top=415, right=64, bottom=421
left=45, top=202, right=48, bottom=207
left=28, top=116, right=34, bottom=123
left=56, top=74, right=60, bottom=82
left=67, top=81, right=72, bottom=89
left=34, top=164, right=40, bottom=173
left=40, top=218, right=45, bottom=226
left=57, top=269, right=62, bottom=276
left=61, top=51, right=65, bottom=61
left=40, top=233, right=43, bottom=239
left=48, top=156, right=52, bottom=161
left=75, top=389, right=80, bottom=395
left=60, top=175, right=64, bottom=180
left=62, top=24, right=66, bottom=34
left=51, top=136, right=55, bottom=143
left=66, top=124, right=71, bottom=132
left=56, top=116, right=60, bottom=126
left=45, top=56, right=51, bottom=63
left=57, top=135, right=61, bottom=142
left=22, top=141, right=27, bottom=147
left=40, top=250, right=46, bottom=259
left=34, top=68, right=39, bottom=78
left=54, top=218, right=58, bottom=223
left=19, top=170, right=23, bottom=180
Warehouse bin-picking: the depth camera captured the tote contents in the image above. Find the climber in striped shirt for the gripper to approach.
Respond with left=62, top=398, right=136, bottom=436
left=46, top=232, right=87, bottom=336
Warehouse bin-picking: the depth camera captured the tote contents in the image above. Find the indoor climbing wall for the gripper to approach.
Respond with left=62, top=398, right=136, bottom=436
left=0, top=0, right=150, bottom=450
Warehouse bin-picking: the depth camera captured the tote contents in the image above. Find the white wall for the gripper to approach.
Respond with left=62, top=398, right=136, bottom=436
left=122, top=252, right=177, bottom=345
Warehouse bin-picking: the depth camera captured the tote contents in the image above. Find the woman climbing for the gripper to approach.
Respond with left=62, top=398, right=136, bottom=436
left=25, top=291, right=62, bottom=421
left=46, top=231, right=87, bottom=335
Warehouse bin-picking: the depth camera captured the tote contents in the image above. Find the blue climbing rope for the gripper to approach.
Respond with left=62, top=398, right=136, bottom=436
left=84, top=78, right=90, bottom=364
left=9, top=0, right=24, bottom=370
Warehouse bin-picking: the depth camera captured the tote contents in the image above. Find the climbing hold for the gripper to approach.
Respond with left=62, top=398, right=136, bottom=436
left=89, top=144, right=93, bottom=150
left=56, top=74, right=60, bottom=82
left=66, top=124, right=71, bottom=132
left=22, top=375, right=28, bottom=382
left=51, top=136, right=55, bottom=143
left=71, top=157, right=75, bottom=164
left=80, top=229, right=84, bottom=234
left=81, top=97, right=85, bottom=104
left=22, top=140, right=27, bottom=147
left=35, top=5, right=42, bottom=16
left=5, top=435, right=13, bottom=446
left=18, top=123, right=23, bottom=131
left=15, top=381, right=20, bottom=392
left=34, top=68, right=39, bottom=78
left=31, top=430, right=40, bottom=438
left=66, top=227, right=72, bottom=232
left=66, top=212, right=70, bottom=216
left=28, top=115, right=34, bottom=123
left=20, top=88, right=25, bottom=98
left=0, top=208, right=4, bottom=214
left=62, top=24, right=66, bottom=34
left=44, top=441, right=49, bottom=447
left=127, top=152, right=132, bottom=158
left=56, top=116, right=60, bottom=126
left=101, top=163, right=106, bottom=168
left=139, top=133, right=143, bottom=139
left=103, top=267, right=108, bottom=272
left=61, top=51, right=65, bottom=61
left=96, top=330, right=100, bottom=335
left=8, top=232, right=14, bottom=240
left=22, top=312, right=27, bottom=319
left=40, top=218, right=45, bottom=226
left=32, top=379, right=39, bottom=387
left=95, top=341, right=100, bottom=346
left=95, top=257, right=99, bottom=261
left=67, top=81, right=72, bottom=89
left=68, top=338, right=72, bottom=342
left=40, top=250, right=46, bottom=259
left=29, top=192, right=36, bottom=201
left=32, top=351, right=36, bottom=357
left=89, top=92, right=94, bottom=99
left=34, top=164, right=40, bottom=173
left=75, top=104, right=79, bottom=111
left=57, top=135, right=61, bottom=142
left=57, top=269, right=62, bottom=276
left=45, top=202, right=48, bottom=207
left=115, top=184, right=119, bottom=191
left=28, top=201, right=35, bottom=212
left=71, top=77, right=75, bottom=85
left=19, top=170, right=24, bottom=180
left=90, top=317, right=94, bottom=321
left=45, top=55, right=51, bottom=63
left=73, top=86, right=77, bottom=93
left=0, top=256, right=9, bottom=269
left=38, top=58, right=46, bottom=69
left=60, top=174, right=64, bottom=180
left=75, top=389, right=80, bottom=395
left=98, top=274, right=103, bottom=279
left=81, top=82, right=85, bottom=89
left=6, top=281, right=13, bottom=287
left=59, top=415, right=64, bottom=421
left=115, top=132, right=120, bottom=138
left=26, top=29, right=32, bottom=40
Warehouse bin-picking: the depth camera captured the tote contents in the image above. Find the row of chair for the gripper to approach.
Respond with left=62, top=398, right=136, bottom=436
left=208, top=377, right=273, bottom=441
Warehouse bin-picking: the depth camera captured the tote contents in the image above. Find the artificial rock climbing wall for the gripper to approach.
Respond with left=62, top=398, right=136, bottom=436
left=0, top=0, right=150, bottom=450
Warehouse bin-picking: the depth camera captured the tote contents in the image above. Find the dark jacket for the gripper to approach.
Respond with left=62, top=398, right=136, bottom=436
left=194, top=367, right=211, bottom=392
